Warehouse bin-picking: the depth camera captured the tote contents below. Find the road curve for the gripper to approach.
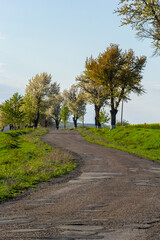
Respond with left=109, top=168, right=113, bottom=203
left=0, top=130, right=160, bottom=240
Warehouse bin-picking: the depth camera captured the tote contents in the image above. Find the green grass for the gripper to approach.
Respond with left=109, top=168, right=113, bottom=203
left=0, top=128, right=77, bottom=202
left=78, top=124, right=160, bottom=161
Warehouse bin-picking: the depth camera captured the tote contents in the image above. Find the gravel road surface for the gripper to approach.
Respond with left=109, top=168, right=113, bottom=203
left=0, top=130, right=160, bottom=240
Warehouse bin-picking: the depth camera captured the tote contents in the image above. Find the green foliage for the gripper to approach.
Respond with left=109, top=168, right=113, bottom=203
left=76, top=74, right=109, bottom=111
left=0, top=109, right=6, bottom=130
left=23, top=93, right=38, bottom=127
left=96, top=44, right=146, bottom=104
left=24, top=72, right=60, bottom=128
left=60, top=103, right=70, bottom=128
left=116, top=119, right=130, bottom=126
left=0, top=93, right=24, bottom=129
left=115, top=0, right=160, bottom=55
left=63, top=85, right=86, bottom=128
left=128, top=123, right=160, bottom=129
left=78, top=44, right=146, bottom=129
left=76, top=73, right=109, bottom=127
left=78, top=125, right=160, bottom=161
left=63, top=85, right=86, bottom=118
left=0, top=128, right=77, bottom=202
left=47, top=94, right=63, bottom=129
left=99, top=108, right=110, bottom=126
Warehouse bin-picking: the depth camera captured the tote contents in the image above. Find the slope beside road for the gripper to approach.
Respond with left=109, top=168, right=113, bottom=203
left=0, top=130, right=160, bottom=240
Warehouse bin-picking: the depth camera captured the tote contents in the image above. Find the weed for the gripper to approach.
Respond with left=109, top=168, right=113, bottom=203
left=78, top=125, right=160, bottom=161
left=0, top=128, right=77, bottom=202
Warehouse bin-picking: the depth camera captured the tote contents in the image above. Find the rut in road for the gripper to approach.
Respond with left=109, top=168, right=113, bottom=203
left=0, top=130, right=160, bottom=240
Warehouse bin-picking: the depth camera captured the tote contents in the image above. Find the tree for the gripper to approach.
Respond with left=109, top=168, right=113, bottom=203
left=46, top=94, right=63, bottom=129
left=0, top=106, right=7, bottom=131
left=60, top=103, right=70, bottom=128
left=23, top=93, right=37, bottom=127
left=40, top=114, right=54, bottom=128
left=84, top=44, right=146, bottom=129
left=79, top=114, right=85, bottom=127
left=76, top=71, right=109, bottom=128
left=116, top=119, right=129, bottom=126
left=1, top=93, right=24, bottom=129
left=115, top=0, right=160, bottom=55
left=24, top=72, right=59, bottom=128
left=99, top=108, right=110, bottom=127
left=63, top=85, right=86, bottom=128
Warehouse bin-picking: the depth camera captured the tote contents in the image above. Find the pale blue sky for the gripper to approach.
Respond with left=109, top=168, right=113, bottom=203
left=0, top=0, right=159, bottom=124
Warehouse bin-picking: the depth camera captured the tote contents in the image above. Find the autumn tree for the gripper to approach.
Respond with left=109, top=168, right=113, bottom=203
left=1, top=93, right=24, bottom=129
left=115, top=0, right=160, bottom=55
left=84, top=44, right=146, bottom=130
left=60, top=103, right=70, bottom=128
left=76, top=62, right=109, bottom=128
left=63, top=85, right=86, bottom=128
left=24, top=72, right=59, bottom=128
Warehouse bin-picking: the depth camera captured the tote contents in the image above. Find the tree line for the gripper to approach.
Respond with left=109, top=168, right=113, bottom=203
left=0, top=73, right=87, bottom=130
left=0, top=44, right=146, bottom=131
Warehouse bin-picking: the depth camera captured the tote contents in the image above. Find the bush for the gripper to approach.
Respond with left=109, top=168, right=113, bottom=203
left=116, top=119, right=129, bottom=126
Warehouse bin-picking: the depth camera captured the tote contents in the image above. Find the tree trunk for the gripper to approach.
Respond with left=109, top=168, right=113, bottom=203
left=95, top=116, right=97, bottom=127
left=121, top=100, right=124, bottom=126
left=73, top=116, right=78, bottom=128
left=82, top=119, right=84, bottom=128
left=110, top=108, right=118, bottom=130
left=63, top=120, right=67, bottom=129
left=110, top=96, right=118, bottom=130
left=45, top=118, right=48, bottom=128
left=95, top=105, right=101, bottom=128
left=34, top=109, right=40, bottom=128
left=55, top=119, right=60, bottom=130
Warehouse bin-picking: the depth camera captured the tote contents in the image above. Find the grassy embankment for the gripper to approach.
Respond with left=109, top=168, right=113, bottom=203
left=78, top=124, right=160, bottom=161
left=0, top=128, right=77, bottom=202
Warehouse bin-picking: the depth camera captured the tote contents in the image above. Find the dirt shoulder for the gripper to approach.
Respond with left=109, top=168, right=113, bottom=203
left=0, top=130, right=160, bottom=240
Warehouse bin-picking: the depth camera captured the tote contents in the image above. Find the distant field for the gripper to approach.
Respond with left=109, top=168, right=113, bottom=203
left=0, top=128, right=77, bottom=202
left=78, top=124, right=160, bottom=161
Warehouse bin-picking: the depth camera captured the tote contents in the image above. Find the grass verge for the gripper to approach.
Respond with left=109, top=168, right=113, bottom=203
left=78, top=125, right=160, bottom=162
left=0, top=128, right=77, bottom=202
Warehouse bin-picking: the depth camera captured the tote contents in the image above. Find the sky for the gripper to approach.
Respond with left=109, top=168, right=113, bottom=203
left=0, top=0, right=159, bottom=124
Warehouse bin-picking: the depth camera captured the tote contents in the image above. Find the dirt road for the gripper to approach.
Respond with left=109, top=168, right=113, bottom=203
left=0, top=130, right=160, bottom=240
